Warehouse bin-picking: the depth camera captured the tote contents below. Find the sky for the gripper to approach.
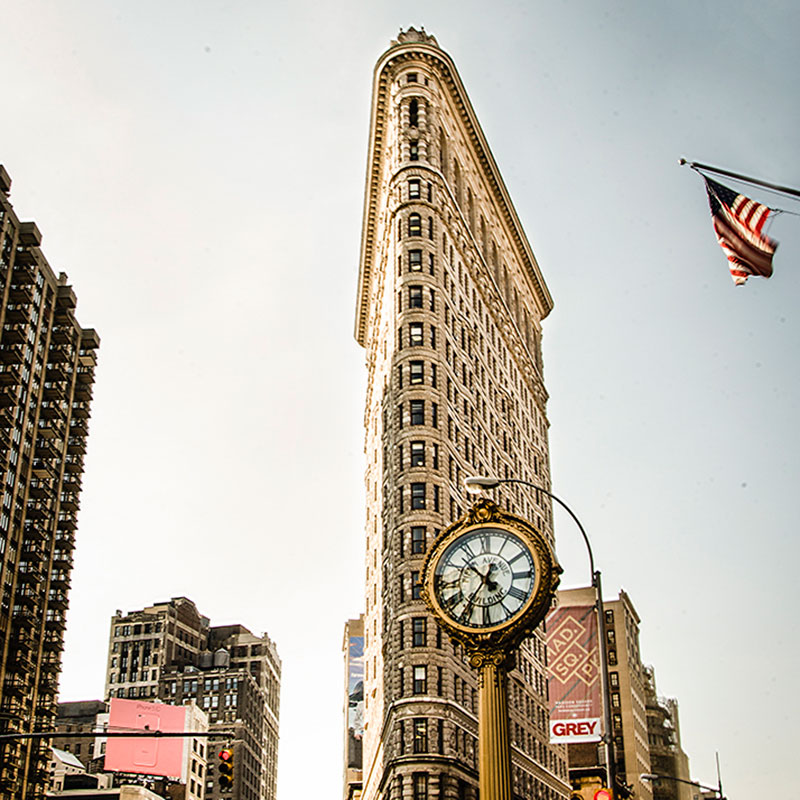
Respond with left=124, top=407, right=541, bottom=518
left=2, top=1, right=799, bottom=798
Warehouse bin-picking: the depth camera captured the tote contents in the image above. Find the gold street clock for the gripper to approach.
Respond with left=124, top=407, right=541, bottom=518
left=422, top=498, right=561, bottom=651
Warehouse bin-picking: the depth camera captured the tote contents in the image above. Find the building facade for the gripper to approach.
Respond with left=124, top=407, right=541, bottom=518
left=555, top=587, right=653, bottom=800
left=644, top=667, right=692, bottom=800
left=0, top=165, right=99, bottom=800
left=354, top=29, right=569, bottom=800
left=103, top=599, right=280, bottom=800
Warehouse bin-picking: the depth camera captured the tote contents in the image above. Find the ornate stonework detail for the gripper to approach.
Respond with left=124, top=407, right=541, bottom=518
left=392, top=27, right=439, bottom=48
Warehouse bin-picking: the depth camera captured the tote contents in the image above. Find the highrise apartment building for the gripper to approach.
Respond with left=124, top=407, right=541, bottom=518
left=0, top=165, right=99, bottom=800
left=104, top=598, right=281, bottom=800
left=354, top=29, right=568, bottom=800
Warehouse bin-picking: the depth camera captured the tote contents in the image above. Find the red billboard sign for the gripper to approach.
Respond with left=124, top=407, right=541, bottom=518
left=546, top=603, right=602, bottom=743
left=105, top=698, right=187, bottom=778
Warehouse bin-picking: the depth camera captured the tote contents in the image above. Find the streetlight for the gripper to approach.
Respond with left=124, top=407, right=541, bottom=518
left=464, top=476, right=617, bottom=795
left=641, top=772, right=725, bottom=800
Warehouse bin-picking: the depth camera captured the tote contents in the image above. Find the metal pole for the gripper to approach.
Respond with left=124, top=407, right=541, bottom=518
left=680, top=158, right=800, bottom=199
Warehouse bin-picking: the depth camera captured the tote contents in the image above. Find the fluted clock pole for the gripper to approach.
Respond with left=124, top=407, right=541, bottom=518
left=474, top=653, right=514, bottom=800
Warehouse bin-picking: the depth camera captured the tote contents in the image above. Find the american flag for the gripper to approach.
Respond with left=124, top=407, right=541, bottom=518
left=704, top=177, right=778, bottom=285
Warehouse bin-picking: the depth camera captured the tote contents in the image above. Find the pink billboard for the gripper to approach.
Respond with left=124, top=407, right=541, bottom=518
left=105, top=698, right=187, bottom=778
left=546, top=603, right=602, bottom=744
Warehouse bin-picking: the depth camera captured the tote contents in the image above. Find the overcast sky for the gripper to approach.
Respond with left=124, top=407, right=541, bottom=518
left=2, top=2, right=799, bottom=798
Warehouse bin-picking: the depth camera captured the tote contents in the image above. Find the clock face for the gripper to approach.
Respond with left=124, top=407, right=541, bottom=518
left=433, top=527, right=536, bottom=629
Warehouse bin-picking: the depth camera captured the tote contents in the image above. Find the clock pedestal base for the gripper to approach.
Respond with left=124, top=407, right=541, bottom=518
left=473, top=652, right=514, bottom=800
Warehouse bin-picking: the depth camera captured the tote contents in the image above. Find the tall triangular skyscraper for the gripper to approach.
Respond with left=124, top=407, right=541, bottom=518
left=352, top=29, right=569, bottom=800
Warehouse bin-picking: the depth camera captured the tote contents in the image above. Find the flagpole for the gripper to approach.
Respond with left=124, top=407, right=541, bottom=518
left=679, top=158, right=800, bottom=200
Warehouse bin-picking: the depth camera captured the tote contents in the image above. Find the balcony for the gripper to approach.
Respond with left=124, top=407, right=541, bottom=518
left=69, top=420, right=89, bottom=437
left=45, top=616, right=66, bottom=632
left=56, top=285, right=76, bottom=309
left=3, top=678, right=28, bottom=697
left=3, top=306, right=27, bottom=324
left=27, top=481, right=53, bottom=500
left=14, top=589, right=39, bottom=610
left=0, top=344, right=25, bottom=364
left=59, top=494, right=79, bottom=512
left=42, top=633, right=63, bottom=653
left=8, top=284, right=34, bottom=304
left=22, top=523, right=47, bottom=542
left=45, top=364, right=67, bottom=383
left=39, top=402, right=66, bottom=422
left=52, top=550, right=73, bottom=569
left=16, top=563, right=43, bottom=584
left=47, top=590, right=69, bottom=609
left=67, top=437, right=86, bottom=455
left=70, top=403, right=90, bottom=419
left=11, top=612, right=36, bottom=632
left=0, top=326, right=26, bottom=346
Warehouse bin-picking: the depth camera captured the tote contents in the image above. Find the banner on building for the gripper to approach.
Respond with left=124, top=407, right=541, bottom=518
left=346, top=635, right=364, bottom=769
left=546, top=603, right=602, bottom=744
left=105, top=698, right=187, bottom=778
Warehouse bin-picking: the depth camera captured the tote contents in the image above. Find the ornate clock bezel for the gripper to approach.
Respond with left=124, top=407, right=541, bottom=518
left=422, top=499, right=562, bottom=652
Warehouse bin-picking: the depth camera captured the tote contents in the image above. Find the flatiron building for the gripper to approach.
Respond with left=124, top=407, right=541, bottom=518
left=354, top=29, right=569, bottom=800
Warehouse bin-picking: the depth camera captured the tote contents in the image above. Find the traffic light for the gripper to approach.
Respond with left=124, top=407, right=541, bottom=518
left=218, top=747, right=234, bottom=791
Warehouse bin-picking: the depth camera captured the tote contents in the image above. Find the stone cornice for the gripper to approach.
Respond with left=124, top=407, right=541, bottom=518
left=355, top=38, right=554, bottom=347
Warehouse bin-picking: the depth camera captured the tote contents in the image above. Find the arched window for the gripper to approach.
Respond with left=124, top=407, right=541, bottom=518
left=409, top=99, right=419, bottom=128
left=408, top=214, right=422, bottom=237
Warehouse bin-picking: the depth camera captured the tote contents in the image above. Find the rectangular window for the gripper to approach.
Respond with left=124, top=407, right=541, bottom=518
left=431, top=364, right=437, bottom=387
left=411, top=525, right=426, bottom=553
left=411, top=483, right=426, bottom=509
left=409, top=179, right=421, bottom=199
left=409, top=286, right=423, bottom=308
left=409, top=322, right=423, bottom=346
left=409, top=140, right=419, bottom=161
left=610, top=671, right=619, bottom=688
left=413, top=720, right=428, bottom=754
left=413, top=665, right=427, bottom=695
left=410, top=441, right=425, bottom=467
left=410, top=361, right=424, bottom=384
left=412, top=617, right=426, bottom=646
left=409, top=249, right=422, bottom=271
left=411, top=570, right=422, bottom=598
left=429, top=289, right=436, bottom=311
left=434, top=485, right=440, bottom=512
left=431, top=403, right=438, bottom=428
left=407, top=72, right=418, bottom=83
left=430, top=326, right=436, bottom=348
left=410, top=400, right=424, bottom=425
left=428, top=253, right=435, bottom=275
